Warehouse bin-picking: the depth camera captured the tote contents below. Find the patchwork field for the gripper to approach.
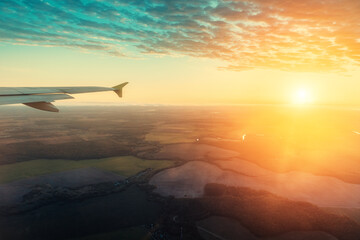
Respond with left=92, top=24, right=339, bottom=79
left=197, top=216, right=338, bottom=240
left=1, top=106, right=360, bottom=239
left=0, top=156, right=174, bottom=184
left=0, top=186, right=161, bottom=240
left=150, top=160, right=360, bottom=208
left=152, top=143, right=240, bottom=161
left=68, top=226, right=149, bottom=240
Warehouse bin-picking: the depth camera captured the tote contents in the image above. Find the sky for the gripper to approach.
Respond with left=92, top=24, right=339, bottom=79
left=1, top=0, right=360, bottom=105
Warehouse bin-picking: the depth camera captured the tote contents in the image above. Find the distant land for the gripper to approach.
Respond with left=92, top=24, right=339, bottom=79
left=0, top=105, right=359, bottom=240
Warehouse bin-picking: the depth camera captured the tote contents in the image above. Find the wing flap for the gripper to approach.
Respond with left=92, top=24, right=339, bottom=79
left=0, top=94, right=74, bottom=105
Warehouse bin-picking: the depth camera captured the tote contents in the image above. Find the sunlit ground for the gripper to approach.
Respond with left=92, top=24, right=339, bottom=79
left=188, top=105, right=360, bottom=184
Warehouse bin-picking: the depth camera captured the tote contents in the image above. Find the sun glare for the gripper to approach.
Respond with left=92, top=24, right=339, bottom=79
left=292, top=88, right=312, bottom=104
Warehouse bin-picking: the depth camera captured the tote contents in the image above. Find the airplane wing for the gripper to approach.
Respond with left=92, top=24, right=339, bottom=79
left=0, top=82, right=128, bottom=112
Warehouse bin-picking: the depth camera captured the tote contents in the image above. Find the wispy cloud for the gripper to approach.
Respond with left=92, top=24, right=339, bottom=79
left=1, top=0, right=359, bottom=72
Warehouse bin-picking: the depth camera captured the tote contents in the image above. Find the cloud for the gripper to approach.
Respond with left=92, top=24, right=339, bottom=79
left=0, top=0, right=359, bottom=72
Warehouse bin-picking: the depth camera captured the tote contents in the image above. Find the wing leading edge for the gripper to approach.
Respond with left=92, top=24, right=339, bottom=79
left=0, top=82, right=128, bottom=112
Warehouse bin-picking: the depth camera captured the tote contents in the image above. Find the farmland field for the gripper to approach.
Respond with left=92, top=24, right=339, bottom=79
left=0, top=156, right=174, bottom=183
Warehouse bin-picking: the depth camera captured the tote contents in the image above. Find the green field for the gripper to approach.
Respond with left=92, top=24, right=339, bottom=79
left=145, top=132, right=197, bottom=144
left=0, top=156, right=174, bottom=184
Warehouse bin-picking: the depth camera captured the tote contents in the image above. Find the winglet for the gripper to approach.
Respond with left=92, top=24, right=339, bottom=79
left=112, top=82, right=129, bottom=98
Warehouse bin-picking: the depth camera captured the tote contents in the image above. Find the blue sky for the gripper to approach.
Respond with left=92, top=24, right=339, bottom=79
left=2, top=0, right=359, bottom=71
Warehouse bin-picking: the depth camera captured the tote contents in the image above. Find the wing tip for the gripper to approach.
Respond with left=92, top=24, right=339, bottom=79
left=112, top=82, right=129, bottom=98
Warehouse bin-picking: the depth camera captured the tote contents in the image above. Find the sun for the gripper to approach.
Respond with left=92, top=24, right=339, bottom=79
left=292, top=88, right=312, bottom=104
